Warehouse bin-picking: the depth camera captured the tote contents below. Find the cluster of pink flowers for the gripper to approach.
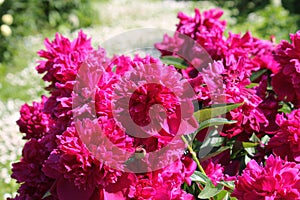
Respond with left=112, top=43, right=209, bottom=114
left=155, top=8, right=276, bottom=139
left=11, top=7, right=300, bottom=200
left=273, top=31, right=300, bottom=108
left=12, top=31, right=198, bottom=199
left=268, top=109, right=300, bottom=162
left=232, top=155, right=300, bottom=199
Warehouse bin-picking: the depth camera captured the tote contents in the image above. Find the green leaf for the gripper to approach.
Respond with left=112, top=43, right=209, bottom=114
left=198, top=182, right=223, bottom=199
left=112, top=65, right=117, bottom=73
left=183, top=118, right=236, bottom=145
left=200, top=146, right=230, bottom=161
left=261, top=135, right=270, bottom=145
left=198, top=130, right=219, bottom=158
left=244, top=146, right=256, bottom=156
left=242, top=142, right=259, bottom=148
left=199, top=118, right=237, bottom=131
left=219, top=180, right=235, bottom=191
left=160, top=56, right=188, bottom=69
left=215, top=190, right=230, bottom=200
left=249, top=133, right=260, bottom=143
left=190, top=171, right=211, bottom=184
left=250, top=69, right=268, bottom=82
left=246, top=82, right=259, bottom=88
left=194, top=103, right=243, bottom=123
left=278, top=102, right=293, bottom=113
left=244, top=154, right=252, bottom=165
left=42, top=190, right=51, bottom=199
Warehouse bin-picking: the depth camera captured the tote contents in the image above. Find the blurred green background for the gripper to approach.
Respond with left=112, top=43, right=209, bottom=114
left=0, top=0, right=299, bottom=199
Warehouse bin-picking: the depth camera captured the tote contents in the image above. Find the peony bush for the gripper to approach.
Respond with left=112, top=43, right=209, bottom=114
left=10, top=8, right=300, bottom=200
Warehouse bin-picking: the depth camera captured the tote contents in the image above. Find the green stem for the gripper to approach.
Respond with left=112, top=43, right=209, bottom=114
left=181, top=135, right=206, bottom=176
left=181, top=136, right=216, bottom=200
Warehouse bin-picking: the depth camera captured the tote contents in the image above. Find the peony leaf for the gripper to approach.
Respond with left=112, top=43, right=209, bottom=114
left=242, top=142, right=259, bottom=148
left=198, top=182, right=223, bottom=199
left=214, top=190, right=230, bottom=200
left=246, top=82, right=259, bottom=89
left=199, top=118, right=237, bottom=131
left=250, top=68, right=268, bottom=82
left=249, top=133, right=260, bottom=143
left=200, top=146, right=230, bottom=161
left=190, top=171, right=211, bottom=184
left=111, top=65, right=117, bottom=73
left=219, top=180, right=235, bottom=191
left=261, top=135, right=270, bottom=145
left=42, top=190, right=51, bottom=199
left=160, top=56, right=188, bottom=69
left=194, top=103, right=243, bottom=123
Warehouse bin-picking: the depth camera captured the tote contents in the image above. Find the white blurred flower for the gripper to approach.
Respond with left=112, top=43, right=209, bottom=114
left=68, top=13, right=79, bottom=27
left=0, top=0, right=4, bottom=6
left=1, top=24, right=12, bottom=37
left=2, top=14, right=13, bottom=25
left=3, top=193, right=12, bottom=199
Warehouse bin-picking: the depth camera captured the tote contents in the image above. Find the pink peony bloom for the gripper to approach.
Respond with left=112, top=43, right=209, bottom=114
left=176, top=8, right=226, bottom=40
left=273, top=31, right=300, bottom=108
left=268, top=109, right=300, bottom=162
left=17, top=95, right=52, bottom=139
left=11, top=134, right=57, bottom=199
left=232, top=155, right=300, bottom=200
left=202, top=159, right=225, bottom=186
left=36, top=30, right=93, bottom=89
left=197, top=60, right=268, bottom=138
left=128, top=159, right=195, bottom=200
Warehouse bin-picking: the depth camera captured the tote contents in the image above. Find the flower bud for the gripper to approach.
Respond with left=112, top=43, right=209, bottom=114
left=134, top=146, right=146, bottom=159
left=2, top=14, right=13, bottom=25
left=1, top=24, right=12, bottom=37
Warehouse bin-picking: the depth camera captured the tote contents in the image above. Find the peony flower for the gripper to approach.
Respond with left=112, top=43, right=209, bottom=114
left=128, top=159, right=195, bottom=200
left=273, top=30, right=300, bottom=108
left=201, top=159, right=225, bottom=186
left=11, top=134, right=56, bottom=199
left=16, top=95, right=52, bottom=139
left=36, top=30, right=93, bottom=89
left=198, top=60, right=268, bottom=138
left=232, top=155, right=300, bottom=200
left=268, top=108, right=300, bottom=162
left=176, top=8, right=226, bottom=40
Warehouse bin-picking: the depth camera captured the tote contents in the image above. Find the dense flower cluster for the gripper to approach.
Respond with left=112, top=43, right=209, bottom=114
left=232, top=155, right=300, bottom=199
left=273, top=31, right=300, bottom=108
left=12, top=30, right=197, bottom=200
left=155, top=8, right=277, bottom=138
left=11, top=7, right=300, bottom=200
left=268, top=109, right=300, bottom=162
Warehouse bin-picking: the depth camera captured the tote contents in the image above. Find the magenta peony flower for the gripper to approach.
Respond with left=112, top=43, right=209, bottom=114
left=268, top=109, right=300, bottom=162
left=196, top=60, right=268, bottom=138
left=202, top=159, right=225, bottom=186
left=17, top=95, right=52, bottom=139
left=176, top=8, right=226, bottom=40
left=273, top=31, right=300, bottom=108
left=128, top=159, right=195, bottom=200
left=11, top=134, right=57, bottom=199
left=36, top=30, right=93, bottom=89
left=232, top=155, right=300, bottom=200
left=255, top=75, right=281, bottom=135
